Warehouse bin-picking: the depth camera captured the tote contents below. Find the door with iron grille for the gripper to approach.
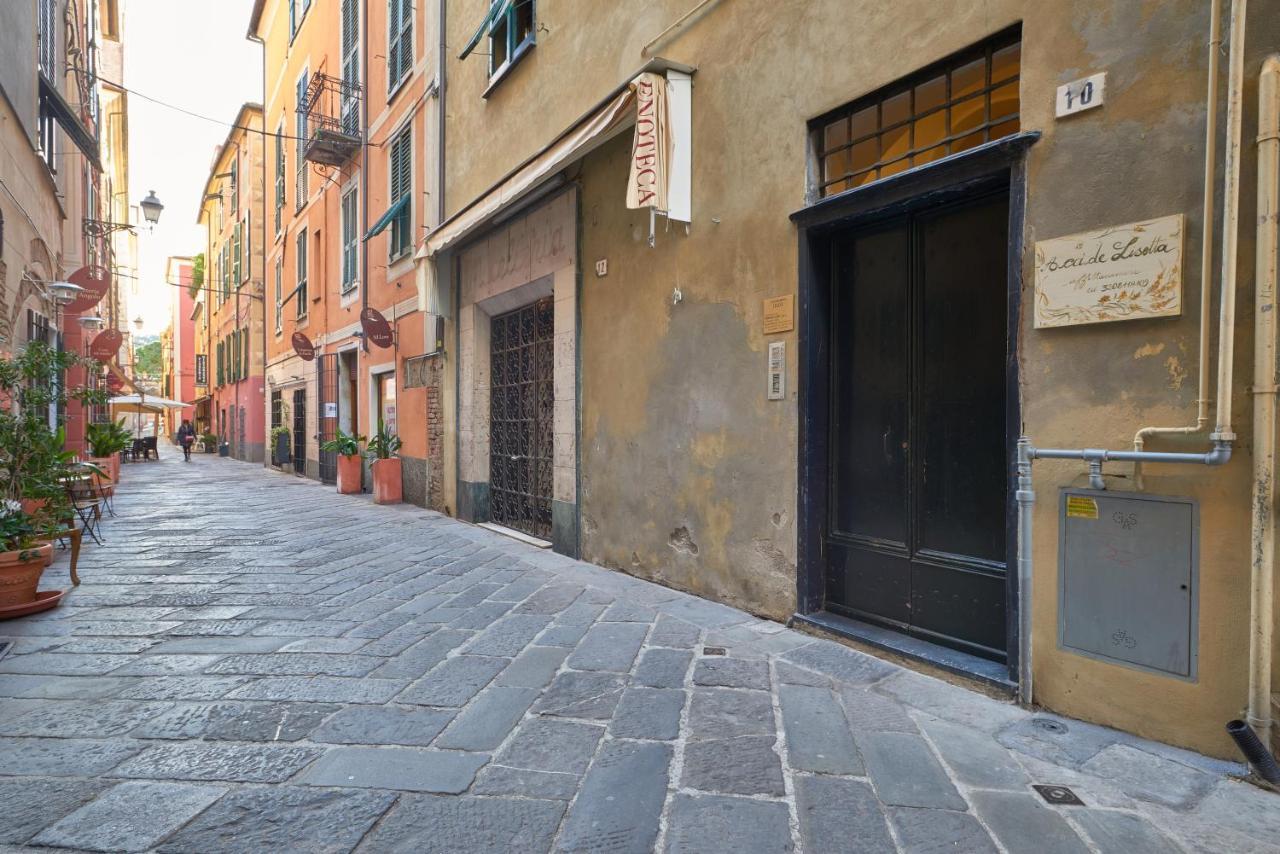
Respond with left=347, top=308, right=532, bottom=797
left=292, top=389, right=307, bottom=476
left=489, top=298, right=554, bottom=539
left=318, top=353, right=339, bottom=484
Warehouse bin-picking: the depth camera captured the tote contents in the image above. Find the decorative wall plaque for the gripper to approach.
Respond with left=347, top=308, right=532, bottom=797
left=1034, top=214, right=1183, bottom=329
left=763, top=295, right=794, bottom=334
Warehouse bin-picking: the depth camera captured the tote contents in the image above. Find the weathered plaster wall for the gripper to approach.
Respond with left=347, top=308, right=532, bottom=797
left=444, top=0, right=1280, bottom=757
left=1019, top=1, right=1280, bottom=759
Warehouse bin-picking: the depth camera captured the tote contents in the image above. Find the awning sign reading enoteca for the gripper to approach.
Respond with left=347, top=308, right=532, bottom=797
left=627, top=72, right=670, bottom=213
left=1034, top=214, right=1184, bottom=328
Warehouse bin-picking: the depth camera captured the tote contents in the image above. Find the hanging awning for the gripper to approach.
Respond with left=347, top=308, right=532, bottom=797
left=415, top=60, right=693, bottom=263
left=39, top=76, right=101, bottom=171
left=458, top=0, right=511, bottom=60
left=365, top=195, right=409, bottom=241
left=415, top=84, right=636, bottom=261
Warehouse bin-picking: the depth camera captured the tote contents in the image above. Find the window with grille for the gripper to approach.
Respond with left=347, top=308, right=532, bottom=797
left=389, top=126, right=411, bottom=259
left=815, top=31, right=1021, bottom=198
left=295, top=72, right=309, bottom=210
left=295, top=230, right=308, bottom=318
left=341, top=187, right=358, bottom=292
left=387, top=0, right=413, bottom=94
left=274, top=124, right=285, bottom=234
left=275, top=257, right=284, bottom=332
left=38, top=0, right=56, bottom=77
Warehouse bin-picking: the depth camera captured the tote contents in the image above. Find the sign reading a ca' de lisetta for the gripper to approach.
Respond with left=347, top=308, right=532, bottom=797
left=1034, top=214, right=1184, bottom=329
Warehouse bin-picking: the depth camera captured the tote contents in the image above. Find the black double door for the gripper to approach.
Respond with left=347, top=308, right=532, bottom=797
left=826, top=191, right=1009, bottom=661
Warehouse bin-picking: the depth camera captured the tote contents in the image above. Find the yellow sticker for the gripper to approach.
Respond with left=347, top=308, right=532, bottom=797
left=1066, top=496, right=1099, bottom=519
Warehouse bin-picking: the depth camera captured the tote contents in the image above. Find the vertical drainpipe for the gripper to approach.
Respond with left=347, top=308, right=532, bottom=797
left=248, top=29, right=266, bottom=464
left=1016, top=438, right=1035, bottom=704
left=1248, top=54, right=1280, bottom=752
left=360, top=0, right=370, bottom=357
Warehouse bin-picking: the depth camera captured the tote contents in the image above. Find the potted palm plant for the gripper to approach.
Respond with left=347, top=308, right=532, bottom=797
left=321, top=429, right=364, bottom=494
left=367, top=420, right=402, bottom=505
left=0, top=341, right=105, bottom=615
left=85, top=420, right=131, bottom=482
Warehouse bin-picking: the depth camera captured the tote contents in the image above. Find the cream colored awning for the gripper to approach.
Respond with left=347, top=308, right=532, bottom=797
left=416, top=87, right=635, bottom=261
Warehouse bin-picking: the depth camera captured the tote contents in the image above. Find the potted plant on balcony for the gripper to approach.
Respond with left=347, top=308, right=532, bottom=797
left=321, top=429, right=365, bottom=494
left=0, top=341, right=105, bottom=615
left=367, top=420, right=402, bottom=505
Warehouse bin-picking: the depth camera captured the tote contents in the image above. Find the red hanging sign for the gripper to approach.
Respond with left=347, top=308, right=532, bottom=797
left=65, top=265, right=111, bottom=314
left=88, top=329, right=123, bottom=361
left=360, top=307, right=394, bottom=349
left=292, top=331, right=316, bottom=361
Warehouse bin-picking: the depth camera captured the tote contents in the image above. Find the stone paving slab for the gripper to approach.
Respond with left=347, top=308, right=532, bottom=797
left=0, top=451, right=1261, bottom=852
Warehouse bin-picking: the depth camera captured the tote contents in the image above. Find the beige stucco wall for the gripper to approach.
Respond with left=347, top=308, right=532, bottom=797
left=442, top=0, right=1280, bottom=758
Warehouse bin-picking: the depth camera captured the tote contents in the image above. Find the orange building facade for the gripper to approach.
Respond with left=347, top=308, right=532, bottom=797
left=197, top=104, right=267, bottom=463
left=248, top=0, right=439, bottom=500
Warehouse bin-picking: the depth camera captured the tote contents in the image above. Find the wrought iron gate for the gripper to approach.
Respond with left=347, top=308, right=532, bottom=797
left=292, top=389, right=307, bottom=476
left=318, top=353, right=339, bottom=484
left=489, top=298, right=555, bottom=539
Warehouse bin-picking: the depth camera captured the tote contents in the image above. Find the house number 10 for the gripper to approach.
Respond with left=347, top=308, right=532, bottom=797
left=1056, top=72, right=1106, bottom=119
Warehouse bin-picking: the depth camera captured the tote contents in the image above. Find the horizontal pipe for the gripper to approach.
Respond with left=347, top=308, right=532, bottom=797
left=1030, top=442, right=1232, bottom=466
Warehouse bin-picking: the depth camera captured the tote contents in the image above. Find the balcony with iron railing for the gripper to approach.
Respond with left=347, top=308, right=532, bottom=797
left=299, top=73, right=362, bottom=167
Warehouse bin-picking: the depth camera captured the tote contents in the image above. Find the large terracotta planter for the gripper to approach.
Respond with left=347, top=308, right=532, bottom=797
left=337, top=454, right=362, bottom=494
left=88, top=455, right=118, bottom=484
left=372, top=458, right=402, bottom=505
left=0, top=543, right=54, bottom=609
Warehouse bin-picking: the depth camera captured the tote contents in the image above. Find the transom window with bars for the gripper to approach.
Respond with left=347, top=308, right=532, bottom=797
left=815, top=31, right=1021, bottom=197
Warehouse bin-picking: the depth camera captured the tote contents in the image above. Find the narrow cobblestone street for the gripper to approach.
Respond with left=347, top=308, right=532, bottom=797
left=0, top=451, right=1272, bottom=853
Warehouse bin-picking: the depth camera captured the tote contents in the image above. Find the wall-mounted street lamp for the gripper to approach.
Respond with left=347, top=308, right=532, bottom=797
left=133, top=316, right=144, bottom=332
left=47, top=280, right=85, bottom=306
left=78, top=315, right=104, bottom=331
left=84, top=190, right=164, bottom=238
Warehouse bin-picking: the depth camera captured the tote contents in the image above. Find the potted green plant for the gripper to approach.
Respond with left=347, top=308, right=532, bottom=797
left=321, top=429, right=365, bottom=494
left=271, top=426, right=292, bottom=467
left=85, top=419, right=131, bottom=482
left=366, top=420, right=403, bottom=505
left=0, top=341, right=105, bottom=614
left=200, top=433, right=218, bottom=453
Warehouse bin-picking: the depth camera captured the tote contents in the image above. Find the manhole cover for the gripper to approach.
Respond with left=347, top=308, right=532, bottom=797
left=702, top=646, right=727, bottom=656
left=1032, top=717, right=1068, bottom=735
left=1033, top=784, right=1085, bottom=806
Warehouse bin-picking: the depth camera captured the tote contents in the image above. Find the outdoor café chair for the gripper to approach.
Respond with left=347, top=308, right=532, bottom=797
left=64, top=474, right=105, bottom=546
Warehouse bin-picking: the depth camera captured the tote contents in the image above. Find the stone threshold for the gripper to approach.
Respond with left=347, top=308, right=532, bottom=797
left=791, top=610, right=1017, bottom=698
left=477, top=522, right=552, bottom=550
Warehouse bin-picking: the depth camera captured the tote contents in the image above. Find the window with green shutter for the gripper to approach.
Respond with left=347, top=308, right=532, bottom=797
left=342, top=187, right=358, bottom=292
left=387, top=0, right=412, bottom=94
left=296, top=72, right=309, bottom=211
left=233, top=222, right=242, bottom=284
left=342, top=0, right=360, bottom=135
left=274, top=124, right=285, bottom=234
left=389, top=126, right=411, bottom=259
left=296, top=230, right=309, bottom=318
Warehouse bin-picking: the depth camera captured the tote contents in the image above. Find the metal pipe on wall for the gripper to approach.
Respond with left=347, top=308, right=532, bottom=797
left=1016, top=1, right=1248, bottom=706
left=1213, top=0, right=1247, bottom=445
left=1247, top=53, right=1280, bottom=756
left=1133, top=0, right=1223, bottom=487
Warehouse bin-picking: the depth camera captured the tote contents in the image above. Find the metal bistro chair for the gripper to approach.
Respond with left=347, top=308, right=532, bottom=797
left=128, top=438, right=145, bottom=462
left=142, top=436, right=159, bottom=460
left=64, top=472, right=105, bottom=546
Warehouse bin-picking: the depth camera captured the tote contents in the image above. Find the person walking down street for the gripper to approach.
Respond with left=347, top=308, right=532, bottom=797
left=177, top=420, right=196, bottom=462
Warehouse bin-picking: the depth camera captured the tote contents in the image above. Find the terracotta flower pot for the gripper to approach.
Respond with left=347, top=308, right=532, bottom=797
left=372, top=458, right=402, bottom=505
left=337, top=454, right=362, bottom=494
left=19, top=498, right=47, bottom=516
left=0, top=543, right=54, bottom=608
left=88, top=456, right=118, bottom=484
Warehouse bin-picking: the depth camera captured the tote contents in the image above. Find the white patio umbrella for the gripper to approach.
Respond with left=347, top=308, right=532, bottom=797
left=107, top=394, right=191, bottom=413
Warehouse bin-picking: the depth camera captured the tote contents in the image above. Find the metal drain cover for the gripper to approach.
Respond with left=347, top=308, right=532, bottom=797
left=1032, top=718, right=1069, bottom=735
left=1033, top=784, right=1085, bottom=806
left=702, top=646, right=727, bottom=656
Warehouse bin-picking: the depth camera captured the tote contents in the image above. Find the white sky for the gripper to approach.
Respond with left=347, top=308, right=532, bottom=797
left=123, top=0, right=261, bottom=334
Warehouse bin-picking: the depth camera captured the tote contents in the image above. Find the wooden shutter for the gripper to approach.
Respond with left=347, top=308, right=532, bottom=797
left=387, top=0, right=400, bottom=89
left=398, top=0, right=413, bottom=83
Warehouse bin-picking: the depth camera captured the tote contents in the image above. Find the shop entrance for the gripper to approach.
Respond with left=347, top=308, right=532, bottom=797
left=824, top=189, right=1010, bottom=661
left=488, top=298, right=555, bottom=539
